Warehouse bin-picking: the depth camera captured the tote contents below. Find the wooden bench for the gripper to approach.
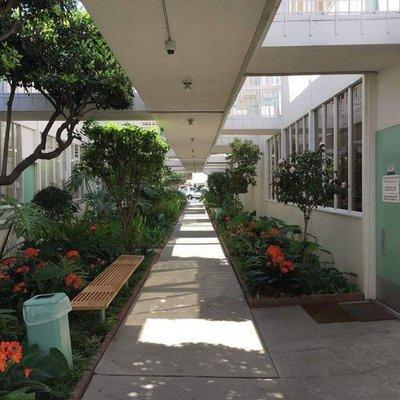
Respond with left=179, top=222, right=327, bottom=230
left=71, top=254, right=144, bottom=322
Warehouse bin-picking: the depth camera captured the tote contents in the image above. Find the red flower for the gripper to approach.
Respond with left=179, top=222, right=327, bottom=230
left=66, top=250, right=79, bottom=259
left=23, top=248, right=39, bottom=259
left=266, top=245, right=285, bottom=264
left=279, top=260, right=295, bottom=274
left=12, top=282, right=27, bottom=294
left=64, top=273, right=82, bottom=289
left=1, top=257, right=16, bottom=267
left=23, top=367, right=33, bottom=378
left=0, top=341, right=23, bottom=371
left=15, top=266, right=30, bottom=274
left=89, top=224, right=99, bottom=232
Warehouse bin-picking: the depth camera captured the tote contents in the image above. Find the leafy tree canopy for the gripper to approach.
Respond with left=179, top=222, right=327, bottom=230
left=0, top=4, right=134, bottom=186
left=226, top=137, right=260, bottom=195
left=79, top=122, right=169, bottom=251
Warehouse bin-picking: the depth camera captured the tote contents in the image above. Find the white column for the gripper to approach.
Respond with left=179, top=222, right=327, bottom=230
left=347, top=87, right=353, bottom=211
left=362, top=74, right=377, bottom=300
left=333, top=95, right=339, bottom=209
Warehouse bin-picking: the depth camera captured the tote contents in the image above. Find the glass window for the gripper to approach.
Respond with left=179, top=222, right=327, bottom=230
left=352, top=83, right=362, bottom=211
left=304, top=115, right=309, bottom=150
left=290, top=124, right=296, bottom=155
left=284, top=128, right=289, bottom=158
left=325, top=100, right=335, bottom=207
left=337, top=91, right=349, bottom=210
left=314, top=106, right=323, bottom=148
left=297, top=120, right=304, bottom=153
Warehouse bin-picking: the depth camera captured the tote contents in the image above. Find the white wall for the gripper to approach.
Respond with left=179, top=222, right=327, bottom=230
left=281, top=74, right=362, bottom=126
left=376, top=56, right=400, bottom=131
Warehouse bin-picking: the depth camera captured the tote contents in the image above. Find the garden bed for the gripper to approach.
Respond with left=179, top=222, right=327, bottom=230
left=210, top=209, right=364, bottom=309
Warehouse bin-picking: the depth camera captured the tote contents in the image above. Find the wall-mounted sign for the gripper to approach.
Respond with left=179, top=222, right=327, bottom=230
left=382, top=175, right=400, bottom=203
left=387, top=164, right=396, bottom=175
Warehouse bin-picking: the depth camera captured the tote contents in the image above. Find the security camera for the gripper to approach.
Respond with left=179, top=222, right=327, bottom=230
left=165, top=39, right=176, bottom=55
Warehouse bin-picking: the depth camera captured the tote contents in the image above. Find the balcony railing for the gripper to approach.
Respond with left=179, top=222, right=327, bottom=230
left=277, top=0, right=400, bottom=14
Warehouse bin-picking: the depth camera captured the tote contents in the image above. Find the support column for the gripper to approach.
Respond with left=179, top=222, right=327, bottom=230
left=362, top=74, right=377, bottom=299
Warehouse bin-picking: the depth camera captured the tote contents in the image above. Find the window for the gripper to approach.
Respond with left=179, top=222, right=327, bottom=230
left=297, top=119, right=304, bottom=153
left=304, top=115, right=309, bottom=150
left=279, top=81, right=362, bottom=212
left=352, top=83, right=362, bottom=211
left=314, top=106, right=323, bottom=147
left=261, top=90, right=280, bottom=117
left=337, top=91, right=349, bottom=210
left=0, top=121, right=23, bottom=201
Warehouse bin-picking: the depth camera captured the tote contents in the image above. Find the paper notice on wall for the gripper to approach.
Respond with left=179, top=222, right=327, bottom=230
left=382, top=175, right=400, bottom=203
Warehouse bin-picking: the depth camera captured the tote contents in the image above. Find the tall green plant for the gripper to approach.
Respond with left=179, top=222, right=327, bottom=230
left=273, top=145, right=345, bottom=241
left=79, top=122, right=169, bottom=251
left=226, top=137, right=260, bottom=196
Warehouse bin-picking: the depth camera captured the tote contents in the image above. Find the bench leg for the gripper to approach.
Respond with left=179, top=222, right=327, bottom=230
left=99, top=310, right=106, bottom=323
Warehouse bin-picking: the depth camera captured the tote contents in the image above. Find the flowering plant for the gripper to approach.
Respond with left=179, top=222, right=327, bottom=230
left=0, top=343, right=69, bottom=399
left=273, top=146, right=345, bottom=241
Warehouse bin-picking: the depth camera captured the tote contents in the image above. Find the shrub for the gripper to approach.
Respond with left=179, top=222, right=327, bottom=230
left=32, top=186, right=77, bottom=221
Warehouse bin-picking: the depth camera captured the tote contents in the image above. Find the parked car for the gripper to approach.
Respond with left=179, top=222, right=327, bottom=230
left=178, top=186, right=202, bottom=200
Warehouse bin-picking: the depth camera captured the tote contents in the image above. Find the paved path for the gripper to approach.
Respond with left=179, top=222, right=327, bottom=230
left=83, top=201, right=400, bottom=399
left=83, top=201, right=280, bottom=399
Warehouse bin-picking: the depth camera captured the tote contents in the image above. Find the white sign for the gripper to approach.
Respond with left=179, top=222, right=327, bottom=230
left=382, top=175, right=400, bottom=203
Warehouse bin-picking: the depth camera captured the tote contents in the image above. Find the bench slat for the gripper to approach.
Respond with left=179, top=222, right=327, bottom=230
left=71, top=254, right=144, bottom=311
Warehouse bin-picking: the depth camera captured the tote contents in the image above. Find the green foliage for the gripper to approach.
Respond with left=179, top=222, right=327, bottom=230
left=226, top=137, right=260, bottom=195
left=203, top=171, right=232, bottom=207
left=160, top=166, right=185, bottom=187
left=32, top=186, right=77, bottom=221
left=0, top=5, right=134, bottom=186
left=212, top=203, right=358, bottom=298
left=1, top=197, right=51, bottom=245
left=273, top=146, right=345, bottom=240
left=80, top=122, right=169, bottom=251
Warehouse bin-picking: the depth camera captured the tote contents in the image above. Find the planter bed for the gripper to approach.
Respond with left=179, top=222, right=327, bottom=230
left=212, top=215, right=364, bottom=309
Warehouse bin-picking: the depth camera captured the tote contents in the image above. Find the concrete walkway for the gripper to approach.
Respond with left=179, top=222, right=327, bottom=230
left=83, top=201, right=400, bottom=399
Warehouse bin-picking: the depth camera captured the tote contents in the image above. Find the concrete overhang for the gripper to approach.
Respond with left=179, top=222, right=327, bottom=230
left=82, top=0, right=281, bottom=171
left=246, top=44, right=400, bottom=75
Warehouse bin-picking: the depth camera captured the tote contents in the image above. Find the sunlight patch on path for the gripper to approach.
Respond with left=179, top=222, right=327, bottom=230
left=138, top=318, right=265, bottom=352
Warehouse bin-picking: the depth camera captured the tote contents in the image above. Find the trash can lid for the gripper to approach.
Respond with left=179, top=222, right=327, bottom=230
left=23, top=293, right=71, bottom=326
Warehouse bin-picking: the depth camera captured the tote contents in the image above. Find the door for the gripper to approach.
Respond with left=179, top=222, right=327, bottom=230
left=23, top=165, right=36, bottom=203
left=376, top=125, right=400, bottom=312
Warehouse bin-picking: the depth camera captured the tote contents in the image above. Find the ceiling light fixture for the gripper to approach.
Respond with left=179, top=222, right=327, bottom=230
left=183, top=80, right=192, bottom=92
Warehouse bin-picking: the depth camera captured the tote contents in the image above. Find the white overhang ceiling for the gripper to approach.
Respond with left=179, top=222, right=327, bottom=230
left=82, top=0, right=280, bottom=171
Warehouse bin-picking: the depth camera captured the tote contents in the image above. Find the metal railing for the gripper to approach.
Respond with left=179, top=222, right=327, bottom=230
left=276, top=0, right=400, bottom=14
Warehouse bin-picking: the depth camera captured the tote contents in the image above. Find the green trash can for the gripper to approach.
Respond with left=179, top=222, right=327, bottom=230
left=23, top=293, right=73, bottom=366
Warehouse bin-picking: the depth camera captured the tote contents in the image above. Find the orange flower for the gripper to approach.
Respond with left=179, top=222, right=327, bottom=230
left=13, top=282, right=27, bottom=294
left=0, top=351, right=7, bottom=372
left=6, top=342, right=22, bottom=364
left=279, top=260, right=295, bottom=274
left=89, top=224, right=99, bottom=232
left=0, top=341, right=23, bottom=371
left=23, top=248, right=39, bottom=259
left=248, top=222, right=256, bottom=229
left=266, top=245, right=285, bottom=264
left=1, top=257, right=16, bottom=267
left=66, top=250, right=79, bottom=259
left=0, top=272, right=10, bottom=281
left=64, top=273, right=82, bottom=289
left=23, top=367, right=33, bottom=378
left=15, top=266, right=30, bottom=274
